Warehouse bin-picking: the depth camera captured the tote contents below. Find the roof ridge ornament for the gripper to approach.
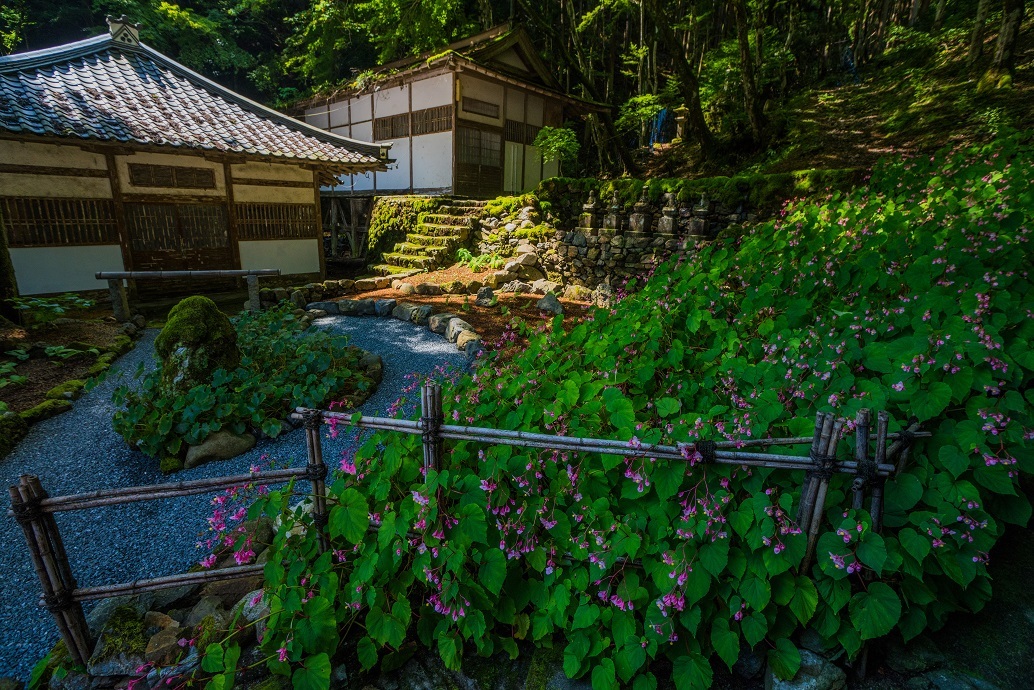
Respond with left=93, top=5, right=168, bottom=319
left=106, top=15, right=141, bottom=46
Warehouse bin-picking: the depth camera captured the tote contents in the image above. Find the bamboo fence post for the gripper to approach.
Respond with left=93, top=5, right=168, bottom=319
left=797, top=412, right=831, bottom=532
left=851, top=409, right=872, bottom=510
left=304, top=410, right=329, bottom=553
left=802, top=419, right=845, bottom=572
left=870, top=411, right=891, bottom=534
left=420, top=382, right=443, bottom=475
left=10, top=477, right=91, bottom=665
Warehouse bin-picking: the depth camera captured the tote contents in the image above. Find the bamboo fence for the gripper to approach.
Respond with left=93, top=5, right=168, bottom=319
left=11, top=383, right=926, bottom=669
left=6, top=410, right=328, bottom=666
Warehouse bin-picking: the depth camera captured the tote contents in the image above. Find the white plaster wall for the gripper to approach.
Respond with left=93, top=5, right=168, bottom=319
left=231, top=161, right=311, bottom=182
left=526, top=95, right=544, bottom=127
left=304, top=105, right=330, bottom=130
left=10, top=245, right=124, bottom=295
left=374, top=85, right=410, bottom=117
left=412, top=74, right=453, bottom=109
left=351, top=95, right=373, bottom=123
left=413, top=132, right=453, bottom=190
left=458, top=74, right=503, bottom=126
left=543, top=158, right=559, bottom=180
left=523, top=144, right=542, bottom=191
left=0, top=140, right=106, bottom=169
left=0, top=173, right=112, bottom=198
left=374, top=143, right=410, bottom=192
left=351, top=120, right=374, bottom=142
left=504, top=141, right=522, bottom=194
left=505, top=88, right=525, bottom=121
left=495, top=49, right=529, bottom=72
left=239, top=239, right=319, bottom=275
left=328, top=98, right=350, bottom=129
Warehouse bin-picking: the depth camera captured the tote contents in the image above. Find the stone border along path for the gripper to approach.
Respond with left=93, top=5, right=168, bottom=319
left=0, top=316, right=469, bottom=680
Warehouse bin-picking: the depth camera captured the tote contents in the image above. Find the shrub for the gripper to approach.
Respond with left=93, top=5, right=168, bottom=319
left=249, top=134, right=1033, bottom=687
left=6, top=293, right=95, bottom=326
left=113, top=305, right=371, bottom=460
left=368, top=196, right=440, bottom=261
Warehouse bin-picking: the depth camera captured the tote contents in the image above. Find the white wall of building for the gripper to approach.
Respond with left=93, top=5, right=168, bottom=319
left=239, top=239, right=320, bottom=275
left=374, top=85, right=410, bottom=117
left=374, top=141, right=410, bottom=191
left=412, top=74, right=453, bottom=109
left=304, top=105, right=329, bottom=130
left=11, top=245, right=124, bottom=295
left=413, top=132, right=453, bottom=190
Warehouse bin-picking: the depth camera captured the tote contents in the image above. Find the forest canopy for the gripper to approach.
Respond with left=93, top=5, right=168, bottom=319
left=1, top=1, right=1027, bottom=175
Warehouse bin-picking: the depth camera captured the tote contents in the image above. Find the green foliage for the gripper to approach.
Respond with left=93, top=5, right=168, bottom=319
left=534, top=126, right=581, bottom=166
left=255, top=134, right=1034, bottom=686
left=113, top=305, right=369, bottom=460
left=456, top=248, right=505, bottom=273
left=6, top=293, right=95, bottom=326
left=368, top=196, right=441, bottom=262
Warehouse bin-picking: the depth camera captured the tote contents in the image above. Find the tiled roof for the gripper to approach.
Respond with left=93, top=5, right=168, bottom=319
left=0, top=33, right=389, bottom=171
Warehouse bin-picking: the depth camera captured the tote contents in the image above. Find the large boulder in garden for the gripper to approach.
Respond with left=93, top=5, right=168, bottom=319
left=155, top=296, right=239, bottom=394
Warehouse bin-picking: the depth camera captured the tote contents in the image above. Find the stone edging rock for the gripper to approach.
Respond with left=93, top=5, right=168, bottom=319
left=305, top=298, right=486, bottom=360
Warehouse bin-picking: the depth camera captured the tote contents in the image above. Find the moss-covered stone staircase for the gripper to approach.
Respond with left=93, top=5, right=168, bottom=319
left=372, top=198, right=486, bottom=276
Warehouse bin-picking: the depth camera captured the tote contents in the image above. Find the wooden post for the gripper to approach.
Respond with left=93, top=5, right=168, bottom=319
left=802, top=418, right=845, bottom=572
left=10, top=476, right=91, bottom=665
left=246, top=274, right=261, bottom=312
left=304, top=411, right=329, bottom=553
left=421, top=382, right=443, bottom=475
left=329, top=199, right=340, bottom=259
left=797, top=412, right=831, bottom=533
left=870, top=411, right=891, bottom=534
left=107, top=278, right=131, bottom=323
left=851, top=409, right=871, bottom=510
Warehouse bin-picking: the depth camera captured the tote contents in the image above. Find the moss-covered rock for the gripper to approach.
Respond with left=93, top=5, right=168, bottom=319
left=155, top=296, right=239, bottom=395
left=159, top=456, right=184, bottom=473
left=106, top=334, right=134, bottom=356
left=20, top=399, right=73, bottom=425
left=87, top=605, right=147, bottom=676
left=0, top=411, right=28, bottom=458
left=45, top=379, right=86, bottom=400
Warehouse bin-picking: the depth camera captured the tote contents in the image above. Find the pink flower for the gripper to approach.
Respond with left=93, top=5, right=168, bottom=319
left=278, top=645, right=289, bottom=662
left=200, top=554, right=217, bottom=569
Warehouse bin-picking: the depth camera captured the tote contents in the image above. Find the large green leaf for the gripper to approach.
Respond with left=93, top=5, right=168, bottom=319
left=849, top=582, right=901, bottom=640
left=710, top=618, right=739, bottom=670
left=672, top=653, right=713, bottom=690
left=329, top=488, right=370, bottom=543
left=767, top=638, right=801, bottom=680
left=910, top=382, right=952, bottom=421
left=292, top=653, right=331, bottom=690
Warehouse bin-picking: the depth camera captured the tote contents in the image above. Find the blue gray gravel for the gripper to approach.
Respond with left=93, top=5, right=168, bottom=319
left=0, top=316, right=467, bottom=680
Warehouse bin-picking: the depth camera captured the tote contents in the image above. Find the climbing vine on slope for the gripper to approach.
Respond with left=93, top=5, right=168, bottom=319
left=244, top=134, right=1032, bottom=689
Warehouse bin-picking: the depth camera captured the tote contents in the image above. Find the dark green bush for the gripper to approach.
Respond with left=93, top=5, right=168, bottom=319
left=113, top=305, right=371, bottom=460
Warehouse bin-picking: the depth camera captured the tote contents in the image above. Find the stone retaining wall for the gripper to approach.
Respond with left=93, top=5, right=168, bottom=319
left=476, top=191, right=764, bottom=289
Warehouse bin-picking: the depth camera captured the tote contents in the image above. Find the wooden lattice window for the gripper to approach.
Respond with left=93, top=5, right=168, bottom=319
left=373, top=113, right=410, bottom=140
left=0, top=197, right=118, bottom=247
left=124, top=203, right=228, bottom=251
left=412, top=105, right=453, bottom=136
left=128, top=163, right=217, bottom=189
left=457, top=126, right=501, bottom=167
left=462, top=97, right=500, bottom=119
left=236, top=203, right=318, bottom=240
left=504, top=120, right=542, bottom=145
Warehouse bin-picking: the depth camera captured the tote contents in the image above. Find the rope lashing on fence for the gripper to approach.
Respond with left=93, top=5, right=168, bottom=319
left=808, top=451, right=840, bottom=481
left=694, top=440, right=718, bottom=464
left=304, top=410, right=324, bottom=431
left=307, top=463, right=329, bottom=482
left=42, top=590, right=74, bottom=614
left=9, top=492, right=43, bottom=524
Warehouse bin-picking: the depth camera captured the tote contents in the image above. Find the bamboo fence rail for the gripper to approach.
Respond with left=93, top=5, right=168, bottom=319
left=11, top=381, right=926, bottom=670
left=6, top=411, right=328, bottom=666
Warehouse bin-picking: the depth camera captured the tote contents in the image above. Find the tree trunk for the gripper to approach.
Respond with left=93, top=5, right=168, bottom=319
left=644, top=0, right=715, bottom=160
left=932, top=0, right=948, bottom=30
left=908, top=0, right=923, bottom=25
left=731, top=0, right=765, bottom=144
left=991, top=0, right=1026, bottom=71
left=968, top=0, right=993, bottom=64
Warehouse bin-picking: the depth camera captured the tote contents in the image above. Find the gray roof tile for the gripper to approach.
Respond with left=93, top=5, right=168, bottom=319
left=0, top=35, right=388, bottom=170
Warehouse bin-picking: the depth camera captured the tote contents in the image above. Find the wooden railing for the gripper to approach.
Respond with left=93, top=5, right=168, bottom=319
left=95, top=268, right=281, bottom=322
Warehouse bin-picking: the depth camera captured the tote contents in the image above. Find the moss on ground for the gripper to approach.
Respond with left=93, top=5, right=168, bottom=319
left=92, top=605, right=146, bottom=662
left=0, top=411, right=28, bottom=459
left=20, top=399, right=72, bottom=425
left=45, top=379, right=86, bottom=400
left=368, top=196, right=441, bottom=262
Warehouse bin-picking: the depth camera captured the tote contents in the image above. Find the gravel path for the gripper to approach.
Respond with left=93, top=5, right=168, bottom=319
left=0, top=316, right=467, bottom=680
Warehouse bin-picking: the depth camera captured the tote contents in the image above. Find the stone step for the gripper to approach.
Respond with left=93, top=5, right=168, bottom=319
left=416, top=223, right=468, bottom=238
left=383, top=252, right=438, bottom=269
left=370, top=264, right=426, bottom=277
left=406, top=232, right=459, bottom=247
left=418, top=213, right=468, bottom=226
